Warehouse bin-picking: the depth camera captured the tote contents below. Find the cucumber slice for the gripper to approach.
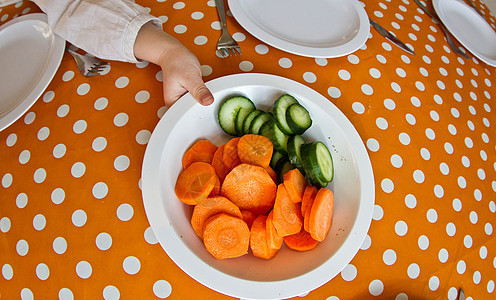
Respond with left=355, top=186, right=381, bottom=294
left=273, top=94, right=298, bottom=135
left=218, top=96, right=255, bottom=136
left=270, top=151, right=285, bottom=169
left=242, top=109, right=263, bottom=135
left=249, top=112, right=272, bottom=135
left=259, top=119, right=289, bottom=154
left=287, top=135, right=306, bottom=175
left=300, top=142, right=334, bottom=187
left=274, top=157, right=295, bottom=183
left=286, top=103, right=312, bottom=135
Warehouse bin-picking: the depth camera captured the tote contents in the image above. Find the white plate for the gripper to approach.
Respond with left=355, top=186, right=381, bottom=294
left=142, top=74, right=374, bottom=299
left=0, top=13, right=65, bottom=131
left=434, top=0, right=496, bottom=66
left=227, top=0, right=370, bottom=58
left=0, top=0, right=21, bottom=8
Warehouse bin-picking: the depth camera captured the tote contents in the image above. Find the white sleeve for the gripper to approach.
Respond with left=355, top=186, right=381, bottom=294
left=33, top=0, right=162, bottom=63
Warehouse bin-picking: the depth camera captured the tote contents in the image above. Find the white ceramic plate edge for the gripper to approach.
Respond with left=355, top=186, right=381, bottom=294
left=142, top=73, right=375, bottom=299
left=433, top=0, right=496, bottom=66
left=0, top=13, right=65, bottom=131
left=227, top=0, right=370, bottom=58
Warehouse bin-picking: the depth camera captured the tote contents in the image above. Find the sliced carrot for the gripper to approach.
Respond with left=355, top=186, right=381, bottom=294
left=303, top=188, right=316, bottom=232
left=266, top=210, right=283, bottom=250
left=222, top=137, right=242, bottom=171
left=284, top=228, right=319, bottom=251
left=182, top=139, right=218, bottom=169
left=175, top=162, right=218, bottom=205
left=209, top=176, right=221, bottom=197
left=203, top=213, right=250, bottom=259
left=211, top=144, right=230, bottom=182
left=265, top=166, right=277, bottom=184
left=301, top=185, right=318, bottom=217
left=191, top=196, right=242, bottom=238
left=237, top=134, right=273, bottom=168
left=283, top=168, right=307, bottom=203
left=240, top=209, right=257, bottom=229
left=308, top=188, right=334, bottom=242
left=272, top=184, right=303, bottom=237
left=221, top=163, right=277, bottom=215
left=250, top=215, right=279, bottom=259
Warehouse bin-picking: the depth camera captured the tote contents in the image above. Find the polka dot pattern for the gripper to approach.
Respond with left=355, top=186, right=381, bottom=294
left=1, top=1, right=495, bottom=299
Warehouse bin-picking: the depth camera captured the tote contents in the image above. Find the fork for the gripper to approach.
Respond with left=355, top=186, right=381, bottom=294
left=66, top=48, right=109, bottom=77
left=214, top=0, right=241, bottom=57
left=413, top=0, right=470, bottom=59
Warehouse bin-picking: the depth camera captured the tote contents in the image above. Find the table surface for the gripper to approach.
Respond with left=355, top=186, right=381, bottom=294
left=1, top=0, right=496, bottom=299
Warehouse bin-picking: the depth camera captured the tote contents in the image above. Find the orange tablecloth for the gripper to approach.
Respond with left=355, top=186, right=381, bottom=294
left=1, top=0, right=495, bottom=299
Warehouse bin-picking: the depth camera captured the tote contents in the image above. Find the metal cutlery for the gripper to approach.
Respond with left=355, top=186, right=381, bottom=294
left=413, top=0, right=471, bottom=59
left=214, top=0, right=241, bottom=57
left=458, top=288, right=465, bottom=300
left=369, top=18, right=415, bottom=55
left=66, top=48, right=109, bottom=77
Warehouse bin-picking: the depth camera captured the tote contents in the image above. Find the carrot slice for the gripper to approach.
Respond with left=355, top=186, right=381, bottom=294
left=266, top=210, right=283, bottom=250
left=175, top=162, right=217, bottom=205
left=222, top=137, right=242, bottom=171
left=283, top=168, right=307, bottom=203
left=182, top=139, right=218, bottom=169
left=272, top=184, right=303, bottom=237
left=211, top=144, right=230, bottom=182
left=240, top=209, right=257, bottom=229
left=265, top=166, right=277, bottom=184
left=191, top=196, right=242, bottom=238
left=301, top=185, right=318, bottom=217
left=308, top=188, right=334, bottom=242
left=303, top=188, right=317, bottom=232
left=209, top=176, right=221, bottom=197
left=237, top=134, right=273, bottom=168
left=221, top=163, right=277, bottom=215
left=203, top=213, right=250, bottom=259
left=250, top=215, right=279, bottom=259
left=284, top=228, right=319, bottom=251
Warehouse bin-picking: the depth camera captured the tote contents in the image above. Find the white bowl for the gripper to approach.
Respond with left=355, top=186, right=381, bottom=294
left=141, top=73, right=375, bottom=300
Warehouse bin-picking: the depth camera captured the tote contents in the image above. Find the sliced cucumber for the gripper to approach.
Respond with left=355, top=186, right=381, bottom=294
left=287, top=135, right=306, bottom=175
left=286, top=103, right=312, bottom=135
left=274, top=157, right=295, bottom=183
left=242, top=109, right=263, bottom=135
left=249, top=112, right=272, bottom=135
left=218, top=96, right=255, bottom=136
left=273, top=94, right=298, bottom=135
left=259, top=119, right=289, bottom=154
left=300, top=142, right=334, bottom=187
left=270, top=151, right=285, bottom=169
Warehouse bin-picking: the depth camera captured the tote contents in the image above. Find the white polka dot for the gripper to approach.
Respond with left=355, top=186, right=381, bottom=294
left=486, top=223, right=493, bottom=235
left=16, top=239, right=29, bottom=256
left=36, top=263, right=49, bottom=280
left=21, top=288, right=34, bottom=300
left=72, top=210, right=87, bottom=227
left=429, top=276, right=440, bottom=291
left=18, top=150, right=30, bottom=164
left=425, top=128, right=436, bottom=140
left=37, top=127, right=50, bottom=140
left=488, top=280, right=495, bottom=293
left=123, top=256, right=141, bottom=275
left=395, top=221, right=408, bottom=236
left=2, top=264, right=13, bottom=280
left=384, top=99, right=396, bottom=110
left=439, top=248, right=449, bottom=263
left=92, top=137, right=107, bottom=152
left=194, top=35, right=207, bottom=45
left=24, top=112, right=35, bottom=124
left=201, top=65, right=213, bottom=76
left=135, top=90, right=150, bottom=103
left=114, top=113, right=129, bottom=127
left=360, top=234, right=371, bottom=250
left=33, top=214, right=46, bottom=231
left=2, top=173, right=13, bottom=188
left=278, top=58, right=292, bottom=68
left=0, top=217, right=11, bottom=233
left=62, top=71, right=74, bottom=81
left=339, top=69, right=351, bottom=80
left=381, top=179, right=394, bottom=193
left=53, top=237, right=67, bottom=254
left=383, top=249, right=397, bottom=265
left=173, top=1, right=185, bottom=9
left=59, top=288, right=74, bottom=300
left=367, top=138, right=379, bottom=152
left=315, top=58, right=327, bottom=66
left=136, top=130, right=151, bottom=145
left=255, top=44, right=269, bottom=54
left=94, top=97, right=108, bottom=110
left=446, top=222, right=456, bottom=236
left=144, top=227, right=158, bottom=244
left=303, top=72, right=317, bottom=83
left=77, top=83, right=90, bottom=95
left=434, top=185, right=444, bottom=198
left=103, top=286, right=120, bottom=300
left=405, top=194, right=417, bottom=209
left=373, top=205, right=384, bottom=220
left=53, top=144, right=66, bottom=158
left=370, top=68, right=381, bottom=78
left=413, top=170, right=425, bottom=183
left=96, top=232, right=112, bottom=251
left=369, top=279, right=384, bottom=296
left=340, top=264, right=357, bottom=281
left=418, top=235, right=429, bottom=250
left=73, top=120, right=87, bottom=134
left=117, top=204, right=134, bottom=221
left=399, top=132, right=411, bottom=145
left=390, top=154, right=403, bottom=168
left=191, top=11, right=204, bottom=20
left=16, top=193, right=28, bottom=208
left=480, top=246, right=488, bottom=259
left=464, top=235, right=473, bottom=248
left=406, top=113, right=416, bottom=125
left=352, top=102, right=365, bottom=114
left=34, top=168, right=46, bottom=183
left=43, top=91, right=55, bottom=103
left=327, top=87, right=341, bottom=98
left=348, top=54, right=360, bottom=64
left=92, top=182, right=108, bottom=199
left=420, top=148, right=431, bottom=160
left=457, top=260, right=466, bottom=274
left=453, top=198, right=462, bottom=212
left=407, top=263, right=420, bottom=279
left=376, top=117, right=388, bottom=130
left=470, top=211, right=478, bottom=224
left=153, top=280, right=172, bottom=299
left=233, top=32, right=245, bottom=41
left=76, top=261, right=92, bottom=279
left=239, top=61, right=253, bottom=72
left=71, top=162, right=86, bottom=178
left=51, top=188, right=65, bottom=204
left=114, top=155, right=130, bottom=171
left=361, top=84, right=373, bottom=95
left=174, top=24, right=187, bottom=34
